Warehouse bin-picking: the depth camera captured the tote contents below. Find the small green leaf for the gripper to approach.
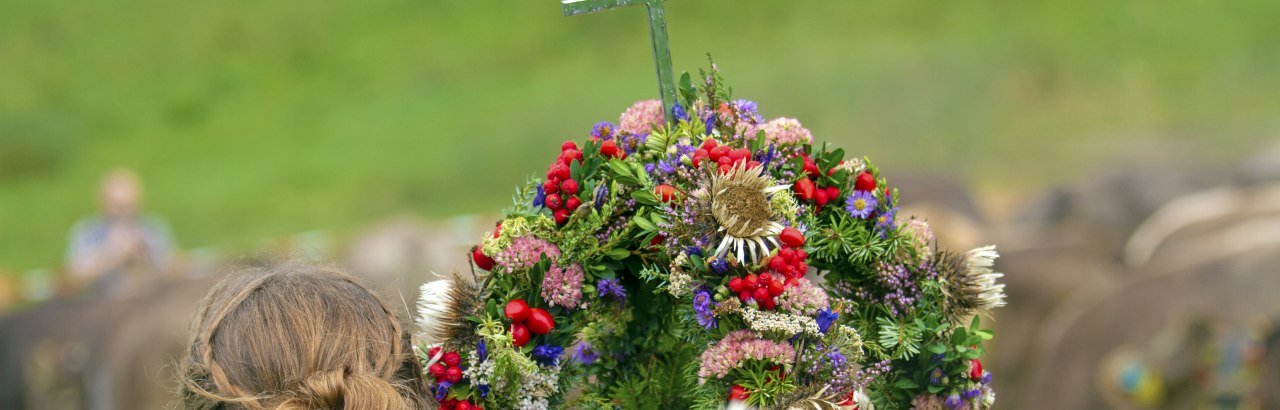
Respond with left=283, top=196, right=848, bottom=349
left=926, top=343, right=947, bottom=355
left=892, top=378, right=919, bottom=389
left=631, top=190, right=660, bottom=206
left=606, top=248, right=632, bottom=260
left=633, top=215, right=657, bottom=231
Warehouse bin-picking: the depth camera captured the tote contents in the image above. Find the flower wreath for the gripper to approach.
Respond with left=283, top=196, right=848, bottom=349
left=415, top=64, right=1006, bottom=410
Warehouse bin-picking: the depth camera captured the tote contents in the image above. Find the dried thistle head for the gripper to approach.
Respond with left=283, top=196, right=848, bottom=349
left=415, top=272, right=485, bottom=351
left=691, top=163, right=791, bottom=264
left=935, top=246, right=1006, bottom=323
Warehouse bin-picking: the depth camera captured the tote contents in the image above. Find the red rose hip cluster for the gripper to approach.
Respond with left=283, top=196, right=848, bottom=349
left=545, top=141, right=585, bottom=225
left=691, top=138, right=760, bottom=174
left=504, top=299, right=555, bottom=347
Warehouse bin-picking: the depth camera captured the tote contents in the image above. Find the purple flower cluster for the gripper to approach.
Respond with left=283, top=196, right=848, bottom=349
left=859, top=262, right=921, bottom=317
left=494, top=236, right=561, bottom=272
left=572, top=341, right=601, bottom=364
left=597, top=278, right=627, bottom=302
left=692, top=288, right=717, bottom=329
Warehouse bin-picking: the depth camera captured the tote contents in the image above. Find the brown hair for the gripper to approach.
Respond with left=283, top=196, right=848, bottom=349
left=179, top=260, right=427, bottom=409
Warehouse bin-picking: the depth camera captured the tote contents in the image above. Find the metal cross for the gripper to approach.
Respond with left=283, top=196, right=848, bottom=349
left=563, top=0, right=676, bottom=124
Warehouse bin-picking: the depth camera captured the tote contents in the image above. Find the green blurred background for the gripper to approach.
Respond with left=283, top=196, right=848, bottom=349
left=2, top=0, right=1278, bottom=272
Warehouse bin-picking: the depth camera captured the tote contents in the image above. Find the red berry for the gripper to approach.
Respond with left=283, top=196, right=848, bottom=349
left=692, top=149, right=709, bottom=167
left=760, top=296, right=777, bottom=310
left=505, top=299, right=530, bottom=322
left=794, top=178, right=817, bottom=201
left=553, top=208, right=570, bottom=225
left=444, top=398, right=458, bottom=408
left=654, top=184, right=678, bottom=203
left=471, top=246, right=494, bottom=271
left=738, top=290, right=752, bottom=302
left=709, top=145, right=731, bottom=161
left=969, top=359, right=984, bottom=380
left=729, top=384, right=750, bottom=401
left=795, top=249, right=808, bottom=260
left=855, top=171, right=877, bottom=192
left=445, top=366, right=463, bottom=383
left=779, top=247, right=796, bottom=262
left=561, top=140, right=578, bottom=151
left=565, top=197, right=582, bottom=211
left=744, top=273, right=758, bottom=289
left=428, top=363, right=446, bottom=379
left=752, top=287, right=770, bottom=302
left=700, top=138, right=719, bottom=151
left=545, top=193, right=563, bottom=210
left=600, top=140, right=620, bottom=158
left=455, top=401, right=473, bottom=410
left=564, top=149, right=583, bottom=163
left=826, top=186, right=840, bottom=201
left=510, top=323, right=531, bottom=347
left=543, top=180, right=559, bottom=194
left=718, top=163, right=732, bottom=174
left=779, top=227, right=805, bottom=247
left=769, top=256, right=787, bottom=271
left=555, top=164, right=571, bottom=180
left=768, top=280, right=785, bottom=296
left=526, top=308, right=555, bottom=335
left=428, top=346, right=442, bottom=359
left=728, top=277, right=745, bottom=292
left=747, top=160, right=761, bottom=169
left=728, top=148, right=750, bottom=163
left=443, top=351, right=461, bottom=367
left=803, top=155, right=821, bottom=179
left=815, top=189, right=829, bottom=208
left=561, top=179, right=579, bottom=195
left=758, top=272, right=773, bottom=284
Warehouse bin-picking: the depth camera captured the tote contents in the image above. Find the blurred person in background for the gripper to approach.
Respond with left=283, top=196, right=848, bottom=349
left=64, top=168, right=175, bottom=296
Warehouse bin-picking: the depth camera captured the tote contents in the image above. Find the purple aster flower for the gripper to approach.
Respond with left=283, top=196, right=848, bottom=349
left=597, top=278, right=627, bottom=302
left=477, top=340, right=487, bottom=363
left=874, top=206, right=897, bottom=237
left=591, top=121, right=617, bottom=140
left=962, top=388, right=982, bottom=400
left=532, top=184, right=546, bottom=208
left=981, top=371, right=993, bottom=385
left=572, top=341, right=601, bottom=365
left=433, top=381, right=452, bottom=400
left=944, top=394, right=963, bottom=409
left=692, top=289, right=717, bottom=329
left=929, top=367, right=944, bottom=385
left=531, top=344, right=564, bottom=367
left=708, top=258, right=730, bottom=275
left=816, top=309, right=839, bottom=334
left=644, top=163, right=657, bottom=176
left=845, top=191, right=878, bottom=219
left=672, top=103, right=690, bottom=122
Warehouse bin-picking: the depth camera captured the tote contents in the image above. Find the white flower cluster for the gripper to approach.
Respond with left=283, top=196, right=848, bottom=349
left=461, top=349, right=493, bottom=388
left=740, top=308, right=821, bottom=337
left=667, top=253, right=694, bottom=298
left=515, top=365, right=561, bottom=410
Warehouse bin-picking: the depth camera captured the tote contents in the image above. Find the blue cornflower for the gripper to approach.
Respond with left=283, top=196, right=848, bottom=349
left=672, top=103, right=690, bottom=122
left=845, top=191, right=878, bottom=219
left=572, top=341, right=600, bottom=365
left=477, top=383, right=490, bottom=398
left=944, top=394, right=963, bottom=409
left=597, top=278, right=626, bottom=302
left=433, top=381, right=453, bottom=401
left=703, top=113, right=717, bottom=135
left=685, top=246, right=703, bottom=257
left=477, top=340, right=487, bottom=363
left=531, top=344, right=564, bottom=367
left=644, top=163, right=657, bottom=176
left=759, top=144, right=776, bottom=169
left=816, top=309, right=839, bottom=334
left=692, top=289, right=717, bottom=329
left=708, top=258, right=730, bottom=275
left=657, top=158, right=677, bottom=174
left=593, top=184, right=609, bottom=209
left=591, top=121, right=617, bottom=140
left=533, top=184, right=546, bottom=208
left=731, top=99, right=760, bottom=122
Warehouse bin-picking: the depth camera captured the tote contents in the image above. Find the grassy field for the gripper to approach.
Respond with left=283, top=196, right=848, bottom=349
left=2, top=0, right=1278, bottom=272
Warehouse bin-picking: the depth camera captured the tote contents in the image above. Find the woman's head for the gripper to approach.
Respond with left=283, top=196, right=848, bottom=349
left=179, top=260, right=426, bottom=409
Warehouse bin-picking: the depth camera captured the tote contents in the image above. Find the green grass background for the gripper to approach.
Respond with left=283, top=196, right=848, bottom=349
left=2, top=0, right=1278, bottom=271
